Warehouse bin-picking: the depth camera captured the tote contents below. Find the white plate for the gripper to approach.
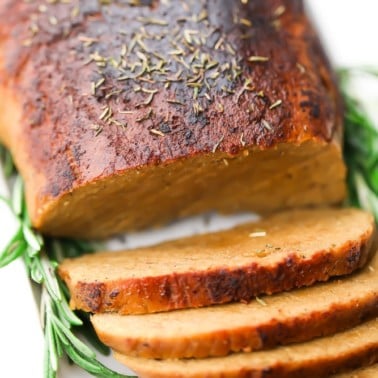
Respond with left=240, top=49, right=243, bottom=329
left=1, top=1, right=378, bottom=377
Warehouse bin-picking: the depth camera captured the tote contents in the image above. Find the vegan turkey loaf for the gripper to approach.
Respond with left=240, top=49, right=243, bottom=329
left=115, top=318, right=378, bottom=378
left=0, top=0, right=345, bottom=239
left=91, top=247, right=378, bottom=359
left=58, top=208, right=375, bottom=315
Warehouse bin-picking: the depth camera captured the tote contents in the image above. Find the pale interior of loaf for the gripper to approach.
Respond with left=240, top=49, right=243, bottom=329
left=35, top=140, right=345, bottom=238
left=60, top=208, right=372, bottom=282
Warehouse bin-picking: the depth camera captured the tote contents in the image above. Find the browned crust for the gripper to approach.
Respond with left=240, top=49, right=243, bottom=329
left=92, top=287, right=378, bottom=359
left=114, top=319, right=378, bottom=378
left=0, top=0, right=345, bottom=238
left=60, top=237, right=373, bottom=315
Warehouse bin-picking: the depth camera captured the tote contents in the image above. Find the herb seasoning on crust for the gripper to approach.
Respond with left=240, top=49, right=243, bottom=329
left=0, top=0, right=346, bottom=238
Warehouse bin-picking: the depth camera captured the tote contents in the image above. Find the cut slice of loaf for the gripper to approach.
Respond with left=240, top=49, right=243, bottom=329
left=58, top=208, right=375, bottom=315
left=91, top=249, right=378, bottom=358
left=334, top=364, right=378, bottom=377
left=115, top=318, right=378, bottom=378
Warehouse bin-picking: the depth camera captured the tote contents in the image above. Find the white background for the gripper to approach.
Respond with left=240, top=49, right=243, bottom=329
left=0, top=1, right=378, bottom=377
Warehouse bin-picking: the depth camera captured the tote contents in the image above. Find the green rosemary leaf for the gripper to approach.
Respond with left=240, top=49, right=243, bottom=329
left=39, top=256, right=62, bottom=302
left=354, top=171, right=378, bottom=216
left=22, top=206, right=32, bottom=227
left=11, top=176, right=24, bottom=216
left=65, top=344, right=130, bottom=378
left=51, top=321, right=70, bottom=347
left=65, top=347, right=103, bottom=376
left=0, top=144, right=15, bottom=177
left=74, top=311, right=111, bottom=356
left=340, top=67, right=378, bottom=221
left=44, top=340, right=55, bottom=378
left=0, top=217, right=21, bottom=267
left=30, top=258, right=44, bottom=284
left=55, top=299, right=83, bottom=327
left=23, top=224, right=42, bottom=255
left=46, top=312, right=59, bottom=372
left=51, top=312, right=97, bottom=359
left=48, top=240, right=65, bottom=262
left=0, top=239, right=27, bottom=268
left=0, top=194, right=11, bottom=207
left=340, top=66, right=378, bottom=78
left=55, top=238, right=102, bottom=259
left=70, top=239, right=103, bottom=254
left=54, top=323, right=64, bottom=359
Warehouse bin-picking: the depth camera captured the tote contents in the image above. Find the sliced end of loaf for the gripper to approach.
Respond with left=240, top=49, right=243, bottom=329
left=59, top=208, right=375, bottom=314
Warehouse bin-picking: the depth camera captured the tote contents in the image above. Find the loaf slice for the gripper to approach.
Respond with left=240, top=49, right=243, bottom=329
left=0, top=0, right=345, bottom=239
left=59, top=208, right=375, bottom=315
left=114, top=318, right=378, bottom=378
left=91, top=249, right=378, bottom=358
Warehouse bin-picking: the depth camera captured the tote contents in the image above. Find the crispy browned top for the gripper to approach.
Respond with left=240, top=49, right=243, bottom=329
left=0, top=0, right=340, bottom=199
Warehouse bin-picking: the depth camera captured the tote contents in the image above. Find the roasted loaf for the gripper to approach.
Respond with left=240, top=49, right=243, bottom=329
left=0, top=0, right=345, bottom=238
left=115, top=318, right=378, bottom=378
left=58, top=208, right=375, bottom=314
left=91, top=248, right=378, bottom=359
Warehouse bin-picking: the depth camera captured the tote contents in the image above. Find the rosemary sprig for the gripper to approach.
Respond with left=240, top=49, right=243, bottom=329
left=339, top=68, right=378, bottom=221
left=0, top=175, right=133, bottom=378
left=0, top=144, right=15, bottom=177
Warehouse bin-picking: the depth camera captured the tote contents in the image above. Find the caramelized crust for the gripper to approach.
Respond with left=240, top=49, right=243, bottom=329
left=58, top=208, right=375, bottom=315
left=0, top=0, right=345, bottom=238
left=115, top=318, right=378, bottom=378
